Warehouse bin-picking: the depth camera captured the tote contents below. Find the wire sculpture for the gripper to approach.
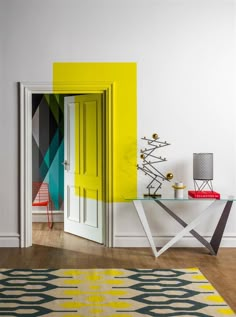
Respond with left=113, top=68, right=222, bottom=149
left=137, top=133, right=173, bottom=197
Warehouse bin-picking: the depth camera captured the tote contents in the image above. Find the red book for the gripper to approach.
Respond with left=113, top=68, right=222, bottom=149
left=188, top=190, right=220, bottom=199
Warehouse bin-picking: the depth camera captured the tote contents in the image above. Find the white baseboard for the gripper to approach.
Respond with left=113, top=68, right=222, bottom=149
left=0, top=233, right=20, bottom=247
left=114, top=234, right=236, bottom=248
left=32, top=212, right=64, bottom=222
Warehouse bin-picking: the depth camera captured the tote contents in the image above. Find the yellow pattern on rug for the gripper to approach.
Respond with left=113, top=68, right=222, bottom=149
left=0, top=268, right=234, bottom=317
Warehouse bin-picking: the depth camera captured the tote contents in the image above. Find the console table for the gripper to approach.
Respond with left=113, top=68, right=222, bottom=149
left=130, top=196, right=235, bottom=258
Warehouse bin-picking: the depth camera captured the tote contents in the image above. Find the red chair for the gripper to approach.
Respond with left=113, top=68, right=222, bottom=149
left=32, top=182, right=53, bottom=229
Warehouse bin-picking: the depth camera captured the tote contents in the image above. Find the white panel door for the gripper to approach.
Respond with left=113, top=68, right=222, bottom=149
left=64, top=94, right=104, bottom=243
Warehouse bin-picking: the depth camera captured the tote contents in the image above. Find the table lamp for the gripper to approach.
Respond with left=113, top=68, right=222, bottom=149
left=193, top=153, right=213, bottom=191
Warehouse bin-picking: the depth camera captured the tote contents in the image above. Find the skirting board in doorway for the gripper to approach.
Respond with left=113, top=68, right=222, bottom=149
left=114, top=234, right=236, bottom=248
left=32, top=212, right=64, bottom=223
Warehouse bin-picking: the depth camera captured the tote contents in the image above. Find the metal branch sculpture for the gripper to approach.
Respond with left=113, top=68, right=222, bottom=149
left=137, top=133, right=173, bottom=197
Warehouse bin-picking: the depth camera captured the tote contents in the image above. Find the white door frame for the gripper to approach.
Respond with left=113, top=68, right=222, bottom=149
left=20, top=82, right=114, bottom=248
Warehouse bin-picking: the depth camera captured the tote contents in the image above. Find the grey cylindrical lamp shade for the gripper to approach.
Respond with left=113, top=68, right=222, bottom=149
left=193, top=153, right=213, bottom=180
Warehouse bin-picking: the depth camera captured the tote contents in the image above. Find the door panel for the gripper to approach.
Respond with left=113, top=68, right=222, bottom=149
left=64, top=94, right=104, bottom=243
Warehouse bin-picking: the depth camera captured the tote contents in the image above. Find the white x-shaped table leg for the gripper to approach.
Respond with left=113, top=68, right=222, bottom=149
left=133, top=200, right=222, bottom=258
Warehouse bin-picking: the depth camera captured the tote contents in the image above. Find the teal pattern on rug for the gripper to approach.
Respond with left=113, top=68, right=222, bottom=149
left=0, top=268, right=234, bottom=316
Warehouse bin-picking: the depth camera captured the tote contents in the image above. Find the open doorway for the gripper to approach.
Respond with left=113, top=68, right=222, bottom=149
left=31, top=92, right=106, bottom=247
left=20, top=82, right=114, bottom=249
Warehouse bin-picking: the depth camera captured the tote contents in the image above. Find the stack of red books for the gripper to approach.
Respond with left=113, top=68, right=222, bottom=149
left=188, top=190, right=220, bottom=199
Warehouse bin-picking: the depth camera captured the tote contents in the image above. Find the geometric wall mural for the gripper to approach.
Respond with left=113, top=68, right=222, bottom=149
left=32, top=94, right=65, bottom=211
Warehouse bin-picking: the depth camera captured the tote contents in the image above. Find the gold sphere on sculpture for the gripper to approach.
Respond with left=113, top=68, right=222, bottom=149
left=166, top=172, right=173, bottom=180
left=152, top=133, right=159, bottom=140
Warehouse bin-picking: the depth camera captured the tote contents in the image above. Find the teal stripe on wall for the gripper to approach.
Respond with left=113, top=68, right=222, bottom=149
left=32, top=94, right=65, bottom=211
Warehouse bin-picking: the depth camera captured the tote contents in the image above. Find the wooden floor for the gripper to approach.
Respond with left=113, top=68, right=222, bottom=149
left=0, top=222, right=235, bottom=311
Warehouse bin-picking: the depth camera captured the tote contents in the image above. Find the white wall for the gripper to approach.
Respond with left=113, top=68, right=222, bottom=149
left=0, top=4, right=3, bottom=100
left=0, top=0, right=235, bottom=247
left=0, top=2, right=4, bottom=175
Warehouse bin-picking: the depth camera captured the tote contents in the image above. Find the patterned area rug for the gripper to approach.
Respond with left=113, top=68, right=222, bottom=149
left=0, top=268, right=235, bottom=316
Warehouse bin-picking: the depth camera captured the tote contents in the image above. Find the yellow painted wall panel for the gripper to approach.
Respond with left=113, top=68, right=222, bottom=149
left=53, top=62, right=137, bottom=202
